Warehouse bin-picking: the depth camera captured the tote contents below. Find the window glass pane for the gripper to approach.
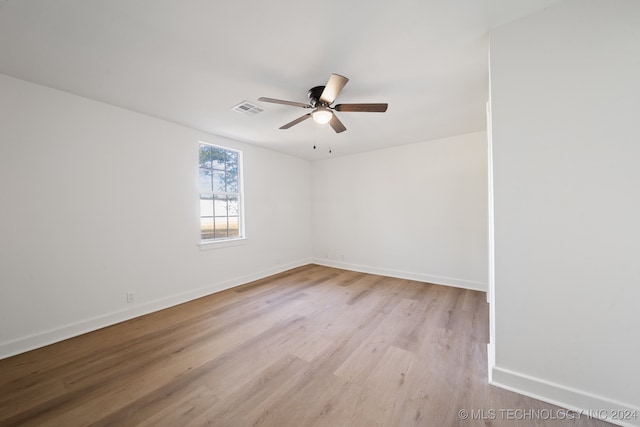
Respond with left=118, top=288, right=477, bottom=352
left=225, top=151, right=238, bottom=192
left=200, top=194, right=213, bottom=216
left=228, top=197, right=238, bottom=216
left=214, top=195, right=228, bottom=217
left=225, top=171, right=238, bottom=193
left=199, top=169, right=212, bottom=191
left=225, top=151, right=238, bottom=173
left=212, top=170, right=225, bottom=192
left=199, top=145, right=212, bottom=168
left=211, top=147, right=226, bottom=170
left=228, top=216, right=239, bottom=238
left=214, top=217, right=228, bottom=239
left=225, top=151, right=238, bottom=169
left=201, top=217, right=214, bottom=240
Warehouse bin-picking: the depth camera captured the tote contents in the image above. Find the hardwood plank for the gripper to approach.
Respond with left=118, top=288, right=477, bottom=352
left=184, top=354, right=310, bottom=427
left=354, top=345, right=416, bottom=425
left=135, top=384, right=219, bottom=427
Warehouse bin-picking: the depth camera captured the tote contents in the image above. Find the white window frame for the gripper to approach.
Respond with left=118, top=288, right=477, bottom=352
left=198, top=142, right=245, bottom=246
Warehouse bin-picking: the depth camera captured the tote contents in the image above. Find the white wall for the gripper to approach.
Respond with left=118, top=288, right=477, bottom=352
left=311, top=132, right=488, bottom=291
left=490, top=0, right=640, bottom=423
left=0, top=74, right=312, bottom=358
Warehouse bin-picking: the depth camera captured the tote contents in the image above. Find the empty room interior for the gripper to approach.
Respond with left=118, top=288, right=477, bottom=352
left=0, top=0, right=638, bottom=426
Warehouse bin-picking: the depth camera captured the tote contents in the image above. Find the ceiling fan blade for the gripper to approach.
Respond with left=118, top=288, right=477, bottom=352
left=320, top=74, right=349, bottom=104
left=258, top=97, right=310, bottom=108
left=329, top=114, right=347, bottom=133
left=280, top=113, right=312, bottom=129
left=334, top=103, right=388, bottom=112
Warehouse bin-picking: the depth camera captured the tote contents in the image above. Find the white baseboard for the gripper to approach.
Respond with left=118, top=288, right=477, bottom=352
left=487, top=343, right=495, bottom=382
left=491, top=366, right=640, bottom=427
left=0, top=258, right=313, bottom=360
left=311, top=258, right=487, bottom=292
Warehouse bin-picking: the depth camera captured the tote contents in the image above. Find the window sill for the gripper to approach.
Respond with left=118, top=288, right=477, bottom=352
left=198, top=237, right=247, bottom=251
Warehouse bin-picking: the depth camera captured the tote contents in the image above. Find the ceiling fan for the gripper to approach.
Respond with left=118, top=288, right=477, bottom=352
left=258, top=73, right=388, bottom=133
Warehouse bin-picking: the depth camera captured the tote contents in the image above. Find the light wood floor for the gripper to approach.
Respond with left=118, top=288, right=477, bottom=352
left=0, top=265, right=613, bottom=427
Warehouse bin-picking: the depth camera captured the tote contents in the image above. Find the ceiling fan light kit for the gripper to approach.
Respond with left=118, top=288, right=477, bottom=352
left=312, top=108, right=332, bottom=124
left=259, top=73, right=388, bottom=133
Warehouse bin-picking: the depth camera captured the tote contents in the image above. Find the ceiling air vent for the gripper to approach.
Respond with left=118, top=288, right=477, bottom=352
left=231, top=101, right=264, bottom=116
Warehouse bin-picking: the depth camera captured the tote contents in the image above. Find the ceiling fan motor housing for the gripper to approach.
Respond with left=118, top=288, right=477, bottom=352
left=308, top=86, right=326, bottom=107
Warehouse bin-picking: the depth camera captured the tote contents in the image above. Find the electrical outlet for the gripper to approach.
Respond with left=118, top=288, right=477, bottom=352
left=340, top=254, right=345, bottom=261
left=126, top=291, right=135, bottom=304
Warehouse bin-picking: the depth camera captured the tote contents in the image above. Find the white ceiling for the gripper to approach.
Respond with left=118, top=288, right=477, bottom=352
left=0, top=0, right=564, bottom=160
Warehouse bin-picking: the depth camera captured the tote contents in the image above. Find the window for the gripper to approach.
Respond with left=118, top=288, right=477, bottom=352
left=199, top=143, right=243, bottom=241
